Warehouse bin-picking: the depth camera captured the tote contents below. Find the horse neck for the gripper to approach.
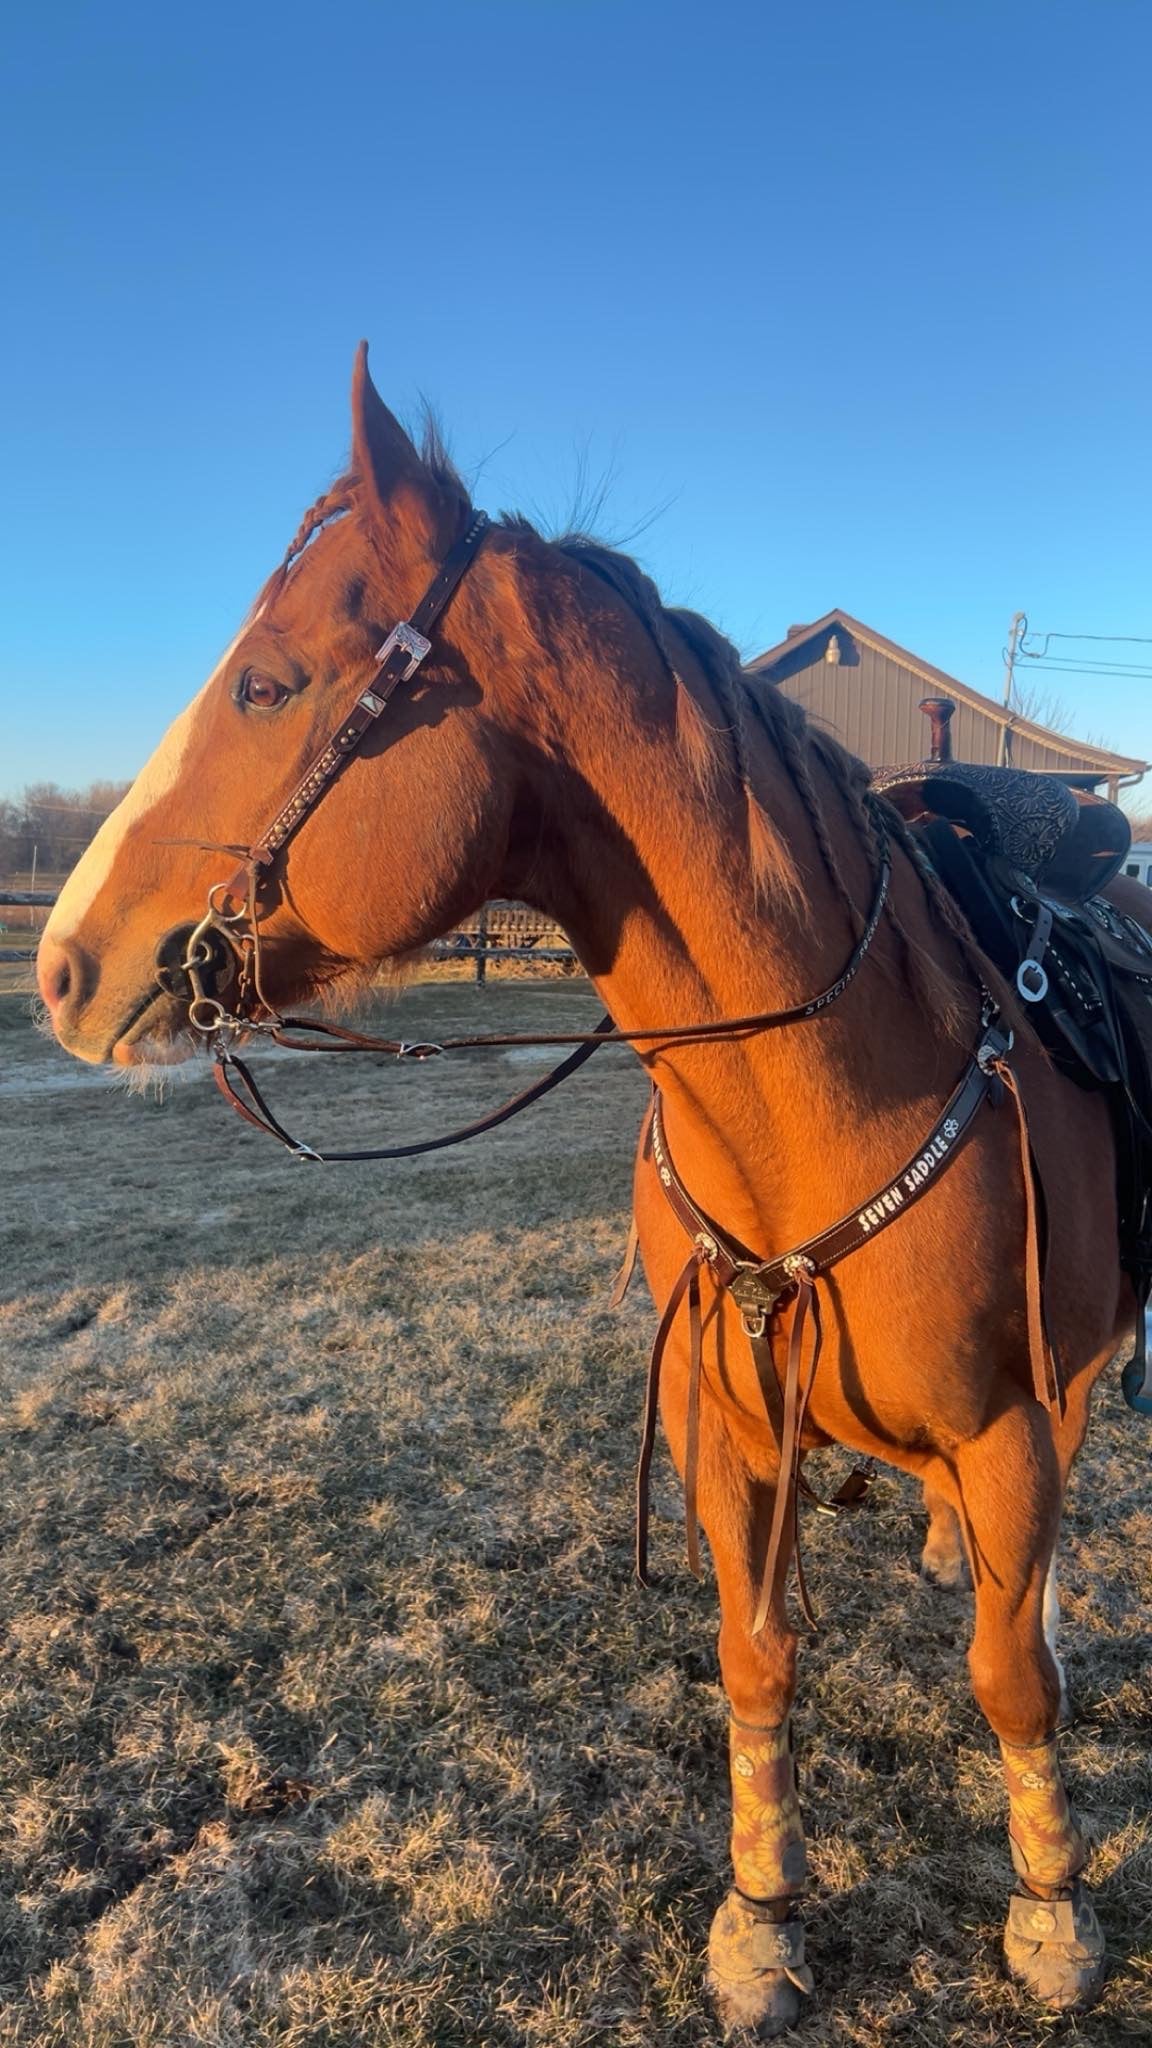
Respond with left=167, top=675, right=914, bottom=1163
left=500, top=593, right=958, bottom=1247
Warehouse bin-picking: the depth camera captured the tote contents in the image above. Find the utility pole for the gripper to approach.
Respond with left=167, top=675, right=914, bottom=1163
left=998, top=610, right=1026, bottom=765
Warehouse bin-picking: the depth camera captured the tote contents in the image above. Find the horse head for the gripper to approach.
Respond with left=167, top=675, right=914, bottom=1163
left=38, top=347, right=535, bottom=1065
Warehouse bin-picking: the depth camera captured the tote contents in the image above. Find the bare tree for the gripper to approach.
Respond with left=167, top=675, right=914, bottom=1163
left=0, top=781, right=130, bottom=881
left=1008, top=681, right=1073, bottom=732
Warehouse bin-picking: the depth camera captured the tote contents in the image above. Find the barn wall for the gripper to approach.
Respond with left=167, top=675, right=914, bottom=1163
left=761, top=628, right=1105, bottom=778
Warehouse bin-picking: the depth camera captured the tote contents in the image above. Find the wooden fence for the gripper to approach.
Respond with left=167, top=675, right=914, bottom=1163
left=0, top=893, right=574, bottom=980
left=0, top=891, right=56, bottom=962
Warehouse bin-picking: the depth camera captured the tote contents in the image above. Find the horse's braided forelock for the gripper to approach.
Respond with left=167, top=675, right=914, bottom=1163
left=281, top=483, right=354, bottom=574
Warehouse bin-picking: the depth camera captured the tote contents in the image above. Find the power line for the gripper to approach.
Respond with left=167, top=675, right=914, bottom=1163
left=1022, top=652, right=1152, bottom=670
left=10, top=803, right=120, bottom=817
left=1017, top=658, right=1152, bottom=682
left=1021, top=628, right=1152, bottom=659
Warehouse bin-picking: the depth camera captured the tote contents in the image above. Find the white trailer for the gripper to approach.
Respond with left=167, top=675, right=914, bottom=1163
left=1122, top=841, right=1152, bottom=887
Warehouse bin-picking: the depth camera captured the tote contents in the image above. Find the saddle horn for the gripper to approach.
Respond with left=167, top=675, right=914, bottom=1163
left=920, top=697, right=956, bottom=764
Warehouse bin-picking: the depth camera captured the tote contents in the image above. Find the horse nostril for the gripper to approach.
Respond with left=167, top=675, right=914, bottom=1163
left=37, top=937, right=85, bottom=1019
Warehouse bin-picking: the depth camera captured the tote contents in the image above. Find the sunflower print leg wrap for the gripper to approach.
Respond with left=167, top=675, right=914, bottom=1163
left=708, top=1719, right=811, bottom=2032
left=999, top=1737, right=1085, bottom=1891
left=728, top=1716, right=808, bottom=1900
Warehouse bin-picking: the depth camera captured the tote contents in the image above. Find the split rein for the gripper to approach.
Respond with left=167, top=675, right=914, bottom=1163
left=206, top=855, right=893, bottom=1163
left=162, top=511, right=1063, bottom=1629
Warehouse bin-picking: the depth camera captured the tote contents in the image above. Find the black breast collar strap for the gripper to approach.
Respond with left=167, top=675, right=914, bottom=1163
left=636, top=1008, right=1065, bottom=1631
left=650, top=1019, right=1012, bottom=1313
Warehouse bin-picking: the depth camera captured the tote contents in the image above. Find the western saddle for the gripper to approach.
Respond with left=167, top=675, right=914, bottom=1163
left=874, top=699, right=1152, bottom=1412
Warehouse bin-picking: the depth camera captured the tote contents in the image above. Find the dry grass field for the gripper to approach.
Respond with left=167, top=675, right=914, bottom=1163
left=1, top=982, right=1150, bottom=2047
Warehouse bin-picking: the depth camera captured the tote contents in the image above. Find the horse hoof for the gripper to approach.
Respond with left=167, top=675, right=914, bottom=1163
left=1003, top=1884, right=1106, bottom=2010
left=707, top=1891, right=812, bottom=2037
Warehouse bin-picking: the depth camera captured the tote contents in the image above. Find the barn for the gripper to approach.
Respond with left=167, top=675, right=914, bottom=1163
left=751, top=609, right=1148, bottom=804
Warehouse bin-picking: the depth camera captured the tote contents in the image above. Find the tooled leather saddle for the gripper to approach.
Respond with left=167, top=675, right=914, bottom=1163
left=874, top=761, right=1152, bottom=1411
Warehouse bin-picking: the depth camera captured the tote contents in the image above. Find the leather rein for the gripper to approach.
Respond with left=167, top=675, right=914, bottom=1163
left=160, top=513, right=1064, bottom=1626
left=208, top=856, right=894, bottom=1162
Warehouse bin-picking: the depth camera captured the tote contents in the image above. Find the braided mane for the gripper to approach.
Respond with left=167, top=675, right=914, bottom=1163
left=531, top=528, right=981, bottom=1033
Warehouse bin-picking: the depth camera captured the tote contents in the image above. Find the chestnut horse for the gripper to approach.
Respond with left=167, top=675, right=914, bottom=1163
left=40, top=348, right=1144, bottom=2032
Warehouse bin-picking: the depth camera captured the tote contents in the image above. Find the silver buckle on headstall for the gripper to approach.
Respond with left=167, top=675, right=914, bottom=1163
left=373, top=620, right=432, bottom=682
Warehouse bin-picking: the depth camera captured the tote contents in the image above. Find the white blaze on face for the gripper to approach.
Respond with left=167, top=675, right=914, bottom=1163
left=44, top=613, right=260, bottom=945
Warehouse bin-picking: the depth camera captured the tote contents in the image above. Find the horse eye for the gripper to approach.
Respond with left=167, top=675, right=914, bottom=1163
left=239, top=670, right=289, bottom=709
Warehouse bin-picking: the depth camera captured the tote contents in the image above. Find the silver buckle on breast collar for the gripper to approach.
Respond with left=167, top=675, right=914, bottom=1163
left=730, top=1264, right=782, bottom=1340
left=977, top=1022, right=1014, bottom=1073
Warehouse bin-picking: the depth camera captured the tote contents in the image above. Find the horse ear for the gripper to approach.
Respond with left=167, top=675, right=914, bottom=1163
left=350, top=341, right=431, bottom=514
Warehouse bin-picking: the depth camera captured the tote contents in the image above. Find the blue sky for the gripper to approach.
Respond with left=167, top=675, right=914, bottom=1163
left=3, top=0, right=1150, bottom=795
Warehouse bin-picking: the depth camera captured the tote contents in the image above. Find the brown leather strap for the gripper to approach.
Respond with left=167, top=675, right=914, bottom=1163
left=1015, top=899, right=1054, bottom=1002
left=754, top=1271, right=821, bottom=1634
left=649, top=1017, right=1013, bottom=1307
left=817, top=1461, right=876, bottom=1510
left=210, top=517, right=491, bottom=915
left=634, top=1264, right=872, bottom=1620
left=636, top=1248, right=705, bottom=1586
left=609, top=1217, right=640, bottom=1309
left=206, top=846, right=893, bottom=1168
left=213, top=1012, right=611, bottom=1163
left=747, top=1327, right=787, bottom=1442
left=684, top=1262, right=705, bottom=1578
left=749, top=1333, right=873, bottom=1505
left=226, top=846, right=892, bottom=1056
left=990, top=1058, right=1066, bottom=1414
left=199, top=805, right=893, bottom=1181
left=609, top=1096, right=654, bottom=1308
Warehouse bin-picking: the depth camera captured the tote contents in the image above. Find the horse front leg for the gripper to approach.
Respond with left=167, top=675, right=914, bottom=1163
left=659, top=1340, right=813, bottom=2038
left=710, top=1520, right=812, bottom=2039
left=939, top=1395, right=1106, bottom=2010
